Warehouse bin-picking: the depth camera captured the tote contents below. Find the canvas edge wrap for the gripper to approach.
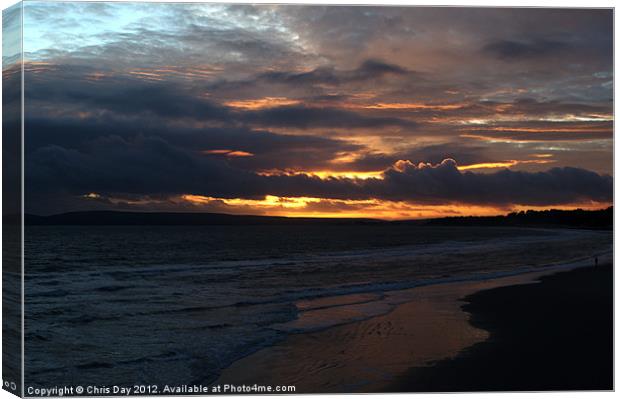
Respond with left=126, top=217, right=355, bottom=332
left=2, top=1, right=24, bottom=397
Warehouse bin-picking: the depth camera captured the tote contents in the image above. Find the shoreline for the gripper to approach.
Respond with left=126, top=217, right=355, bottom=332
left=388, top=263, right=613, bottom=391
left=215, top=259, right=611, bottom=392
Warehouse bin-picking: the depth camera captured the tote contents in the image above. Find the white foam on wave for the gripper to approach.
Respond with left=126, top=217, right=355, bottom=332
left=275, top=249, right=613, bottom=334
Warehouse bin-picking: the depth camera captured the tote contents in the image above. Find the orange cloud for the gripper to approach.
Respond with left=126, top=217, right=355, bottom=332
left=182, top=194, right=320, bottom=209
left=202, top=149, right=254, bottom=157
left=227, top=151, right=254, bottom=157
left=457, top=159, right=555, bottom=171
left=360, top=102, right=465, bottom=110
left=225, top=97, right=300, bottom=110
left=463, top=125, right=611, bottom=133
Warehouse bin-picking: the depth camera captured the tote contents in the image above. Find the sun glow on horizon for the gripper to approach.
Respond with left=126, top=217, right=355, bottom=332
left=176, top=194, right=610, bottom=220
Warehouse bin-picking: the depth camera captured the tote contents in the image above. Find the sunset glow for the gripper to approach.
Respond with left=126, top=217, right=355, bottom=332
left=17, top=3, right=611, bottom=219
left=177, top=194, right=609, bottom=220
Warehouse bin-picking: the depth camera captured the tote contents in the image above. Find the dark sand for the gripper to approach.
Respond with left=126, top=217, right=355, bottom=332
left=390, top=264, right=613, bottom=392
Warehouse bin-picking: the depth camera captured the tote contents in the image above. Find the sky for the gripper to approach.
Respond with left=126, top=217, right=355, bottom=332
left=9, top=2, right=614, bottom=218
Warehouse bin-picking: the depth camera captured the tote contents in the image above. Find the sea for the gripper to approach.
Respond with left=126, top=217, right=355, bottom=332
left=21, top=225, right=612, bottom=388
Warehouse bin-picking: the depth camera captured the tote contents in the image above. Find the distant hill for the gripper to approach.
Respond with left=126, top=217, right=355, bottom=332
left=417, top=207, right=613, bottom=230
left=24, top=211, right=381, bottom=226
left=23, top=207, right=612, bottom=229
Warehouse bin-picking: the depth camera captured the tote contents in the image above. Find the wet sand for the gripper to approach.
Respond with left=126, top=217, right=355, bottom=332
left=390, top=263, right=613, bottom=392
left=215, top=265, right=598, bottom=392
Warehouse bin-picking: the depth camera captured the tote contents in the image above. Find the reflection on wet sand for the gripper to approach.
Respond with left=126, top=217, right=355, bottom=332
left=216, top=268, right=569, bottom=392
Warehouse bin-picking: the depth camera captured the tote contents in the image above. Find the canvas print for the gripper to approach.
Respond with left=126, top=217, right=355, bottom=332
left=2, top=1, right=614, bottom=396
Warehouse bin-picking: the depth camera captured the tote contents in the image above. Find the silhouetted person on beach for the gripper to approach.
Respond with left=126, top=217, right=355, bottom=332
left=595, top=256, right=599, bottom=267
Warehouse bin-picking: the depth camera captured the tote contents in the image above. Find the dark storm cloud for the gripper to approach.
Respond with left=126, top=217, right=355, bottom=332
left=27, top=137, right=612, bottom=209
left=74, top=83, right=230, bottom=121
left=259, top=59, right=411, bottom=85
left=23, top=115, right=363, bottom=173
left=26, top=135, right=253, bottom=198
left=24, top=68, right=231, bottom=120
left=25, top=66, right=416, bottom=131
left=22, top=63, right=368, bottom=173
left=370, top=160, right=612, bottom=205
left=206, top=58, right=417, bottom=98
left=482, top=39, right=569, bottom=60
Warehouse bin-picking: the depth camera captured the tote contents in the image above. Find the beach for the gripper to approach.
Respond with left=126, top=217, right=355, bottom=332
left=391, top=262, right=613, bottom=392
left=217, top=259, right=613, bottom=392
left=24, top=226, right=612, bottom=389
